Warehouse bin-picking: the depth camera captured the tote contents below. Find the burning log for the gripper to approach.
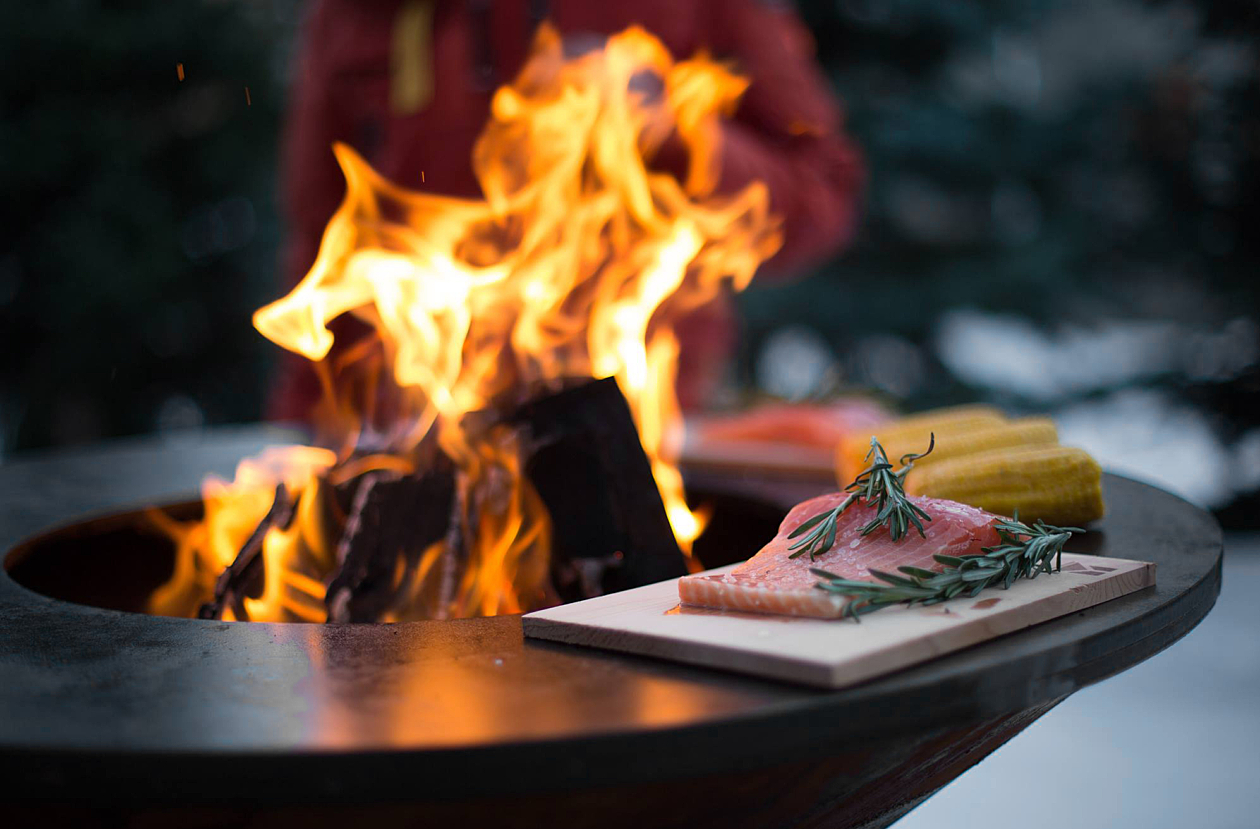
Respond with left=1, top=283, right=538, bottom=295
left=198, top=462, right=456, bottom=623
left=198, top=483, right=294, bottom=620
left=192, top=380, right=686, bottom=621
left=325, top=462, right=455, bottom=622
left=513, top=377, right=688, bottom=601
left=191, top=379, right=686, bottom=621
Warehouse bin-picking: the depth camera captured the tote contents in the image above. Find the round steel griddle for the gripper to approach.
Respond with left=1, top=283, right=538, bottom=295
left=0, top=427, right=1222, bottom=828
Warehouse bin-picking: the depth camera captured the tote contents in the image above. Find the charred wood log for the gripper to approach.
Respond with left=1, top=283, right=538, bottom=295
left=325, top=459, right=455, bottom=623
left=199, top=378, right=682, bottom=621
left=512, top=377, right=687, bottom=601
left=200, top=461, right=455, bottom=623
left=198, top=484, right=295, bottom=621
left=435, top=475, right=470, bottom=619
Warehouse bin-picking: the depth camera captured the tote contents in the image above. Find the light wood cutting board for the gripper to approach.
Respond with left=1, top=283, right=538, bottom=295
left=523, top=555, right=1155, bottom=689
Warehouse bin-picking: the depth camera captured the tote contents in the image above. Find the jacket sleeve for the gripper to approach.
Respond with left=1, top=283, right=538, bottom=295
left=708, top=0, right=864, bottom=279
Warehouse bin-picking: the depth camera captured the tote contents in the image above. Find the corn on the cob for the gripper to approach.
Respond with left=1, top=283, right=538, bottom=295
left=912, top=417, right=1058, bottom=470
left=836, top=405, right=1007, bottom=484
left=876, top=404, right=1006, bottom=433
left=905, top=444, right=1105, bottom=526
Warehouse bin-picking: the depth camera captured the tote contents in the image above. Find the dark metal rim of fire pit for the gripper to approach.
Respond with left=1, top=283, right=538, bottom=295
left=0, top=429, right=1222, bottom=806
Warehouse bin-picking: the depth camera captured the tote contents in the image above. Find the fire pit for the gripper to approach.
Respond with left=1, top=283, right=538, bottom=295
left=4, top=438, right=788, bottom=619
left=0, top=428, right=1221, bottom=828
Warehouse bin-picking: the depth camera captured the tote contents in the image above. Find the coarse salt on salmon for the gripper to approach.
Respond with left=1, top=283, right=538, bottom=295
left=678, top=493, right=1002, bottom=619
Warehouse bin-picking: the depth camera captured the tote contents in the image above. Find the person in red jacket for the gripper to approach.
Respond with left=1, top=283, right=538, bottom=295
left=272, top=0, right=863, bottom=421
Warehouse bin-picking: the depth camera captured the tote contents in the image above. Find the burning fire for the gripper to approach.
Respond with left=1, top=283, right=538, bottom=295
left=151, top=25, right=780, bottom=622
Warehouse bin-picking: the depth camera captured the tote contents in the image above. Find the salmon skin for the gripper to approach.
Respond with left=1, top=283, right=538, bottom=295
left=678, top=493, right=1002, bottom=619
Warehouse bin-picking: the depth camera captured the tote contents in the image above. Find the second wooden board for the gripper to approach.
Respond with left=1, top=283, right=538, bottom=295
left=523, top=554, right=1156, bottom=689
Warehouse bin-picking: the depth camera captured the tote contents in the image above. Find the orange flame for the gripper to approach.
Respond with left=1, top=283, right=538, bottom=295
left=151, top=25, right=780, bottom=622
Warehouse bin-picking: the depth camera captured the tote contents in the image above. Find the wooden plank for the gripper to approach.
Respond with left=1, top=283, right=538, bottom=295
left=680, top=434, right=837, bottom=480
left=523, top=554, right=1156, bottom=689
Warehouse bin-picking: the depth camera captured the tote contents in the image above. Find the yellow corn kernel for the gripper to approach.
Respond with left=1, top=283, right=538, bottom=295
left=836, top=405, right=1007, bottom=484
left=909, top=417, right=1058, bottom=471
left=878, top=404, right=1006, bottom=432
left=905, top=444, right=1105, bottom=526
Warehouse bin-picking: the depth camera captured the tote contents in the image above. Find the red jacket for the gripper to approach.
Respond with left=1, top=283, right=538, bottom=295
left=272, top=0, right=862, bottom=420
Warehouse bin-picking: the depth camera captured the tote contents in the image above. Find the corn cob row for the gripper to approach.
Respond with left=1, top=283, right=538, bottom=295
left=835, top=404, right=1106, bottom=526
left=835, top=406, right=1007, bottom=483
left=869, top=403, right=1005, bottom=433
left=905, top=444, right=1105, bottom=527
left=919, top=417, right=1059, bottom=468
left=839, top=416, right=1060, bottom=483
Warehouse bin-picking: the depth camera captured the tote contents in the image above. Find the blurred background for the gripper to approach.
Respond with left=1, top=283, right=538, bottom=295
left=2, top=2, right=1258, bottom=825
left=4, top=0, right=1258, bottom=528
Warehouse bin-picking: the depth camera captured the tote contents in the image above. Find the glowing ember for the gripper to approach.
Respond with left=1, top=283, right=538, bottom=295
left=151, top=25, right=781, bottom=622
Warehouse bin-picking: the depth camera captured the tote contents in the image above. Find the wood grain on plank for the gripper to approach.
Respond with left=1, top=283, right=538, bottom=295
left=524, top=553, right=1156, bottom=689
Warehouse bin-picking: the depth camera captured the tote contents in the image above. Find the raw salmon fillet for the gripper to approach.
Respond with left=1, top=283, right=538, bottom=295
left=695, top=400, right=890, bottom=451
left=678, top=493, right=1002, bottom=619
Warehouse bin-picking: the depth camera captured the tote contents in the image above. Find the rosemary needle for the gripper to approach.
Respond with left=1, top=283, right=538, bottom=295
left=787, top=434, right=935, bottom=560
left=811, top=515, right=1083, bottom=621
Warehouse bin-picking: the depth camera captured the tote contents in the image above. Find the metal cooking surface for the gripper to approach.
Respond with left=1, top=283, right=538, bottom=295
left=0, top=428, right=1221, bottom=804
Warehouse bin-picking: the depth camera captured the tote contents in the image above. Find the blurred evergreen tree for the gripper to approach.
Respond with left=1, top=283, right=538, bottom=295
left=1, top=1, right=297, bottom=452
left=739, top=0, right=1259, bottom=408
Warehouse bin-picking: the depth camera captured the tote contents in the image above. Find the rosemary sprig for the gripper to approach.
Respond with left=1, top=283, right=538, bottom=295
left=810, top=515, right=1083, bottom=620
left=786, top=435, right=935, bottom=560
